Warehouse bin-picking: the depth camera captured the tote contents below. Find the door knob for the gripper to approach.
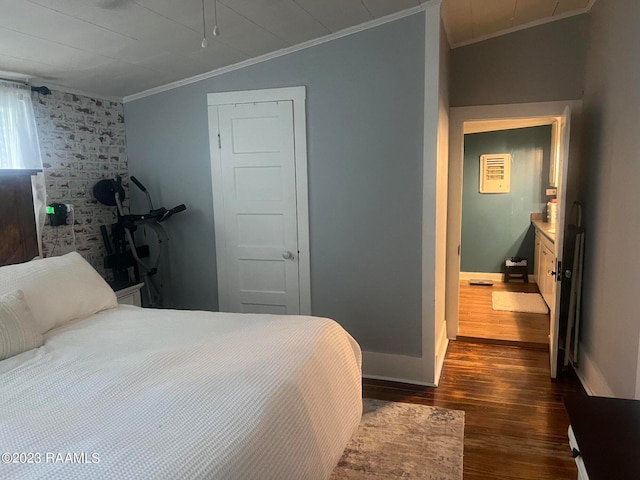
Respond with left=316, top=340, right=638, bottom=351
left=282, top=251, right=295, bottom=260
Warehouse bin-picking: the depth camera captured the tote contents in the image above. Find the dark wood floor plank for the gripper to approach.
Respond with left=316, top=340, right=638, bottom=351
left=363, top=341, right=585, bottom=480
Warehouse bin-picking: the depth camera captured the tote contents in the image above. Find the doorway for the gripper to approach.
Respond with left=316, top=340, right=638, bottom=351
left=446, top=101, right=582, bottom=378
left=458, top=123, right=553, bottom=347
left=207, top=87, right=311, bottom=315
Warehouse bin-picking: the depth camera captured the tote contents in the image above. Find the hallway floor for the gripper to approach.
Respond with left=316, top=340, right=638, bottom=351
left=364, top=341, right=585, bottom=480
left=458, top=279, right=549, bottom=346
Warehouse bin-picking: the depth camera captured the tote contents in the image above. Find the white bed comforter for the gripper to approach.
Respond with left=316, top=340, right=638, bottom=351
left=0, top=306, right=362, bottom=480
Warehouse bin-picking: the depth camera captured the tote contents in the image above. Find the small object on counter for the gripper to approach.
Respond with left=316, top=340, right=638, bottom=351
left=547, top=199, right=558, bottom=224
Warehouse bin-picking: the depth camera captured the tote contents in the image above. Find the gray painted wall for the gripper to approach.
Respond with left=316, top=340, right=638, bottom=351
left=580, top=0, right=640, bottom=398
left=124, top=13, right=426, bottom=357
left=450, top=15, right=588, bottom=107
left=461, top=126, right=551, bottom=274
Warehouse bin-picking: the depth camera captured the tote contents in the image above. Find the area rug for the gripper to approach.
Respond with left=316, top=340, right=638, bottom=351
left=331, top=398, right=464, bottom=479
left=492, top=291, right=548, bottom=314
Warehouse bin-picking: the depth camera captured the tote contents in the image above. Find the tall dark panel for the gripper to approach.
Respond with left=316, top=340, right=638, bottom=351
left=0, top=172, right=39, bottom=266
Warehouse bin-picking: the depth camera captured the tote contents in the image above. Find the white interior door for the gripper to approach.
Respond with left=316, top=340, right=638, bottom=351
left=211, top=100, right=300, bottom=314
left=550, top=106, right=571, bottom=378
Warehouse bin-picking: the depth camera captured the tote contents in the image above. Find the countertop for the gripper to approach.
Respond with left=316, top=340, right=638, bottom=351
left=531, top=218, right=555, bottom=244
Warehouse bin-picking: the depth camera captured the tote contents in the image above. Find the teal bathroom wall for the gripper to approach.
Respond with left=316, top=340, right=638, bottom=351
left=461, top=125, right=552, bottom=274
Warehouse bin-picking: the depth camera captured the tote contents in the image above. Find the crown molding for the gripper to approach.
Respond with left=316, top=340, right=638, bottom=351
left=0, top=71, right=121, bottom=103
left=31, top=79, right=122, bottom=103
left=451, top=7, right=592, bottom=49
left=123, top=2, right=437, bottom=103
left=0, top=70, right=31, bottom=85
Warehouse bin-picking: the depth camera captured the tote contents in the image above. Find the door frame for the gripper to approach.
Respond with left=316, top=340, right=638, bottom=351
left=446, top=101, right=582, bottom=372
left=207, top=86, right=311, bottom=315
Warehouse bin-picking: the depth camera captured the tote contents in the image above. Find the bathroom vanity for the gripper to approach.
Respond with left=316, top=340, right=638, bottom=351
left=532, top=217, right=556, bottom=308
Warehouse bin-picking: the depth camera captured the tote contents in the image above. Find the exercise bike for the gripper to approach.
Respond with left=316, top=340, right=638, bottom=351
left=93, top=176, right=186, bottom=307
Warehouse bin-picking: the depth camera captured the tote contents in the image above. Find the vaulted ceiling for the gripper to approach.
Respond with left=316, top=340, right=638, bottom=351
left=441, top=0, right=592, bottom=46
left=0, top=0, right=592, bottom=100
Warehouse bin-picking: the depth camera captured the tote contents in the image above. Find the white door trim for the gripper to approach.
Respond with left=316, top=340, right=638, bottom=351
left=446, top=100, right=582, bottom=377
left=446, top=100, right=582, bottom=343
left=207, top=86, right=311, bottom=315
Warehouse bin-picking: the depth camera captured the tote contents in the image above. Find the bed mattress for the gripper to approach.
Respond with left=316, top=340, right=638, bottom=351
left=0, top=306, right=362, bottom=479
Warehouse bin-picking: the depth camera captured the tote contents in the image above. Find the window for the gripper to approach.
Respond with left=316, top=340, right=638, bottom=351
left=0, top=81, right=45, bottom=256
left=0, top=82, right=42, bottom=170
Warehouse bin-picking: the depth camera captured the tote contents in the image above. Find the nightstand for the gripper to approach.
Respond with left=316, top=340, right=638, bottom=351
left=565, top=394, right=640, bottom=480
left=114, top=282, right=144, bottom=307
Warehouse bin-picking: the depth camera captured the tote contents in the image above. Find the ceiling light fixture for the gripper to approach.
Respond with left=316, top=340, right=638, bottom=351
left=213, top=0, right=220, bottom=36
left=201, top=0, right=208, bottom=48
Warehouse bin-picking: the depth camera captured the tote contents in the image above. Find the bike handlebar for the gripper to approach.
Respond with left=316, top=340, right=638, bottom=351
left=130, top=176, right=147, bottom=193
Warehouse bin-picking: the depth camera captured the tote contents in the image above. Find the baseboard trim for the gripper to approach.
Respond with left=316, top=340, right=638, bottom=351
left=434, top=323, right=449, bottom=386
left=573, top=345, right=615, bottom=397
left=362, top=351, right=433, bottom=386
left=460, top=271, right=536, bottom=283
left=362, top=374, right=435, bottom=387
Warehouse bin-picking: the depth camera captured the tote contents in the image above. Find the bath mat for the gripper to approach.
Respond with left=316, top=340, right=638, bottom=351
left=492, top=291, right=548, bottom=314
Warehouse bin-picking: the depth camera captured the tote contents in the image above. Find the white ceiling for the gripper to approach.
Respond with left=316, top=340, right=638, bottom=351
left=441, top=0, right=592, bottom=46
left=0, top=0, right=592, bottom=100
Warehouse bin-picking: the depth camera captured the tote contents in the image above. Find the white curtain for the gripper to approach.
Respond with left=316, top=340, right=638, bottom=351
left=0, top=82, right=42, bottom=169
left=0, top=81, right=46, bottom=255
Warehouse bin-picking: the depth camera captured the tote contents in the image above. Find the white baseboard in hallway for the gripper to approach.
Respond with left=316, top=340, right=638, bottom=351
left=574, top=346, right=615, bottom=397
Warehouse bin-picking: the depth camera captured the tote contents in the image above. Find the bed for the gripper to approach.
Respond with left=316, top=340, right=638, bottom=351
left=0, top=253, right=363, bottom=479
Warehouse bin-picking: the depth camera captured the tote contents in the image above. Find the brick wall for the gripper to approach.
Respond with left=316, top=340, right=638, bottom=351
left=32, top=89, right=128, bottom=278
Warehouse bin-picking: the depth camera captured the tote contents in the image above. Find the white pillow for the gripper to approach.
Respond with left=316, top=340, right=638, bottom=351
left=0, top=252, right=117, bottom=334
left=0, top=290, right=44, bottom=361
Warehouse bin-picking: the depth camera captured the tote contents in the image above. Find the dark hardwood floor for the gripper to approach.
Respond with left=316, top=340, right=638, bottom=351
left=363, top=341, right=585, bottom=480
